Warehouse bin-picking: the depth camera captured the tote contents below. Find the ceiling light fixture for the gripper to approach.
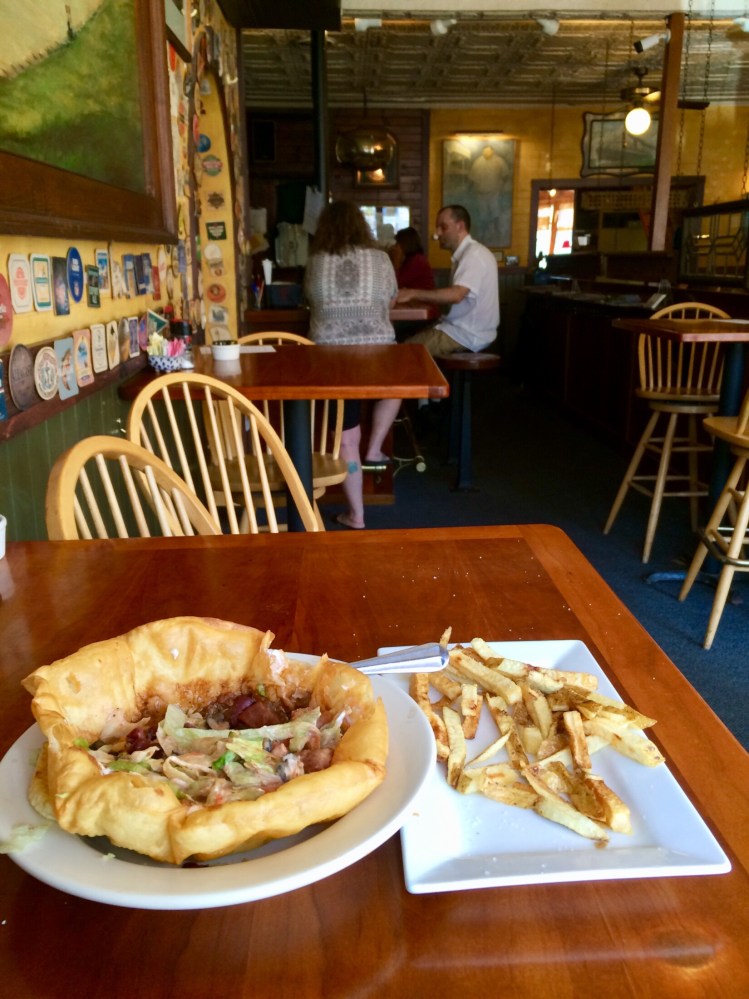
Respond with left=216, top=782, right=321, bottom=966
left=733, top=16, right=749, bottom=32
left=633, top=30, right=670, bottom=54
left=430, top=18, right=457, bottom=36
left=534, top=17, right=560, bottom=37
left=624, top=105, right=652, bottom=136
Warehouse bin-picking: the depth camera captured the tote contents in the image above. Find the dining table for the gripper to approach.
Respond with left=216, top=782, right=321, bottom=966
left=1, top=525, right=748, bottom=997
left=192, top=341, right=449, bottom=530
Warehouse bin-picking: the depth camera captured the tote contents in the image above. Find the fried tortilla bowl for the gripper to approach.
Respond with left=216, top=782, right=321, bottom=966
left=21, top=617, right=388, bottom=865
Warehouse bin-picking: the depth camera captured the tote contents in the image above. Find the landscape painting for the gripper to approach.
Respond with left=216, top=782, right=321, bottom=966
left=0, top=0, right=145, bottom=193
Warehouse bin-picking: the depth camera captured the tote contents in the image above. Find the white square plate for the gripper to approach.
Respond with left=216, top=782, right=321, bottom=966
left=379, top=640, right=731, bottom=894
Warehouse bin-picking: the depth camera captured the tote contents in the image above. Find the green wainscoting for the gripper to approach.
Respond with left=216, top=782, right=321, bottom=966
left=0, top=384, right=130, bottom=542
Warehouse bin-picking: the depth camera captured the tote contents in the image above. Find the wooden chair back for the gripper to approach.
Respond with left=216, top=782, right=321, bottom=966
left=639, top=302, right=731, bottom=400
left=46, top=435, right=220, bottom=540
left=126, top=372, right=321, bottom=533
left=237, top=332, right=345, bottom=465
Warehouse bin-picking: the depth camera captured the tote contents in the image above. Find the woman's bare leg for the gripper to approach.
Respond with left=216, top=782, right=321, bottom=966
left=364, top=398, right=401, bottom=462
left=338, top=425, right=366, bottom=528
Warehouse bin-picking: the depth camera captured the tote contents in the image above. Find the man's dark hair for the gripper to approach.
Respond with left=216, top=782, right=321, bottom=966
left=439, top=204, right=471, bottom=232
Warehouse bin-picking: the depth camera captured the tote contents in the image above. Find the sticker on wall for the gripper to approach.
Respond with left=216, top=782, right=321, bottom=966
left=197, top=133, right=212, bottom=153
left=54, top=337, right=78, bottom=401
left=206, top=282, right=226, bottom=303
left=8, top=344, right=38, bottom=410
left=0, top=274, right=13, bottom=347
left=151, top=263, right=161, bottom=300
left=110, top=258, right=126, bottom=299
left=140, top=254, right=154, bottom=294
left=66, top=247, right=84, bottom=303
left=205, top=221, right=227, bottom=241
left=122, top=254, right=137, bottom=297
left=202, top=154, right=223, bottom=177
left=157, top=246, right=168, bottom=287
left=133, top=255, right=147, bottom=296
left=206, top=191, right=225, bottom=210
left=96, top=249, right=111, bottom=295
left=208, top=304, right=229, bottom=326
left=73, top=329, right=94, bottom=387
left=86, top=265, right=101, bottom=308
left=33, top=346, right=59, bottom=401
left=106, top=320, right=119, bottom=369
left=118, top=317, right=130, bottom=363
left=30, top=254, right=53, bottom=312
left=51, top=257, right=70, bottom=316
left=128, top=316, right=139, bottom=358
left=91, top=323, right=108, bottom=374
left=137, top=313, right=149, bottom=351
left=8, top=254, right=33, bottom=313
left=203, top=242, right=224, bottom=276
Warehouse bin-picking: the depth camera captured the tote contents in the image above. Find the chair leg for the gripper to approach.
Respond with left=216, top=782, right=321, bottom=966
left=679, top=540, right=710, bottom=601
left=703, top=566, right=737, bottom=650
left=603, top=410, right=660, bottom=534
left=686, top=414, right=702, bottom=532
left=642, top=412, right=678, bottom=563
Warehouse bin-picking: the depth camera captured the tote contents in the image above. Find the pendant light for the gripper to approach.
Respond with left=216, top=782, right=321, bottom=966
left=335, top=89, right=396, bottom=171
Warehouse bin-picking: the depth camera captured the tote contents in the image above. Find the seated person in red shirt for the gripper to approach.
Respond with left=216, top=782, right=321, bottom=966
left=391, top=227, right=435, bottom=291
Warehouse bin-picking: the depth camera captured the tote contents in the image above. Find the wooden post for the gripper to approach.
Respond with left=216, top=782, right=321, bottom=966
left=648, top=13, right=685, bottom=251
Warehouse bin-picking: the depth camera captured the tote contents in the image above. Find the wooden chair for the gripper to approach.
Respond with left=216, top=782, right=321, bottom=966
left=603, top=302, right=730, bottom=563
left=46, top=435, right=220, bottom=540
left=237, top=332, right=348, bottom=512
left=126, top=372, right=321, bottom=533
left=679, top=390, right=749, bottom=648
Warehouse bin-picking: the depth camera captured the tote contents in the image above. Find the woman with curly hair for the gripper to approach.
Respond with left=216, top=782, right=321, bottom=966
left=304, top=201, right=400, bottom=530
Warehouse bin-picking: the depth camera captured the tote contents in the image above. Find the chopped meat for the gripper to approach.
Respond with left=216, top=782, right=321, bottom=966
left=299, top=746, right=333, bottom=772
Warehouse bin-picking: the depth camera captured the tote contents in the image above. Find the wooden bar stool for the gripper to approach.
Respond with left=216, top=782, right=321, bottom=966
left=438, top=351, right=501, bottom=490
left=679, top=390, right=749, bottom=648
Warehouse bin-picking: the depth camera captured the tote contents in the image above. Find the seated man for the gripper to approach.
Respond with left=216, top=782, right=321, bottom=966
left=395, top=204, right=500, bottom=356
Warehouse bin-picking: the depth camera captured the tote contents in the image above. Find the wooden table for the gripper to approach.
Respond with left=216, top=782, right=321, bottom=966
left=194, top=342, right=449, bottom=530
left=1, top=526, right=748, bottom=997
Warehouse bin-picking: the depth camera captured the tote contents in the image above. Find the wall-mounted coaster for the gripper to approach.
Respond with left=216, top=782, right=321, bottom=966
left=202, top=154, right=223, bottom=176
left=106, top=320, right=119, bottom=369
left=86, top=265, right=101, bottom=307
left=8, top=344, right=38, bottom=410
left=51, top=257, right=70, bottom=316
left=33, top=346, right=59, bottom=401
left=73, top=329, right=94, bottom=387
left=8, top=254, right=33, bottom=313
left=66, top=247, right=84, bottom=303
left=206, top=282, right=226, bottom=302
left=128, top=316, right=139, bottom=358
left=54, top=337, right=78, bottom=400
left=0, top=274, right=13, bottom=347
left=137, top=313, right=148, bottom=350
left=118, top=317, right=130, bottom=363
left=30, top=254, right=53, bottom=312
left=95, top=249, right=111, bottom=295
left=91, top=323, right=108, bottom=373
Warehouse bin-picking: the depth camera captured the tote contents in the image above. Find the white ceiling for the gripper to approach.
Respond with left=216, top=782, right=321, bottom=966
left=240, top=10, right=749, bottom=110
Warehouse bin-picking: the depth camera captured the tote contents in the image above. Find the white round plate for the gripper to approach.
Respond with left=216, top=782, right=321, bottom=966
left=0, top=669, right=433, bottom=910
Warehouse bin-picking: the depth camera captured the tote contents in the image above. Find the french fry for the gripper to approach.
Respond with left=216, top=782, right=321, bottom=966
left=460, top=683, right=483, bottom=739
left=563, top=710, right=592, bottom=772
left=583, top=717, right=665, bottom=767
left=430, top=671, right=463, bottom=703
left=450, top=649, right=522, bottom=704
left=410, top=634, right=664, bottom=845
left=409, top=673, right=449, bottom=762
left=443, top=706, right=466, bottom=788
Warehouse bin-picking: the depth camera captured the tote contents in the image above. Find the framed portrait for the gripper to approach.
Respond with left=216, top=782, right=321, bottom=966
left=355, top=149, right=399, bottom=188
left=0, top=0, right=176, bottom=242
left=581, top=112, right=658, bottom=177
left=442, top=135, right=516, bottom=248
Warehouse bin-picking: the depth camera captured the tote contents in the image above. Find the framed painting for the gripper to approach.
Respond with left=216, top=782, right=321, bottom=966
left=0, top=0, right=176, bottom=242
left=581, top=112, right=658, bottom=177
left=442, top=135, right=516, bottom=249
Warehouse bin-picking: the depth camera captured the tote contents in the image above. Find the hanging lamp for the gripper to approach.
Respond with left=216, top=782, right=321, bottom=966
left=335, top=89, right=396, bottom=171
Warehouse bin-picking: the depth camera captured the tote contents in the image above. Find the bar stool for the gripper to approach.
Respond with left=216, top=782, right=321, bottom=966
left=437, top=351, right=501, bottom=490
left=603, top=302, right=730, bottom=563
left=679, top=390, right=749, bottom=649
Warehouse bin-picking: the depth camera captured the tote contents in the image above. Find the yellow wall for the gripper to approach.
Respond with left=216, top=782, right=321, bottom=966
left=427, top=104, right=749, bottom=268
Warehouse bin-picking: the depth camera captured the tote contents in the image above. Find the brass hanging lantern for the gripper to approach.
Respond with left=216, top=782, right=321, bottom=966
left=335, top=129, right=396, bottom=170
left=335, top=89, right=396, bottom=170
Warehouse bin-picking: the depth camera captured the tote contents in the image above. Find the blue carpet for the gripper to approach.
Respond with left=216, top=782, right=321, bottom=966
left=337, top=372, right=749, bottom=749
